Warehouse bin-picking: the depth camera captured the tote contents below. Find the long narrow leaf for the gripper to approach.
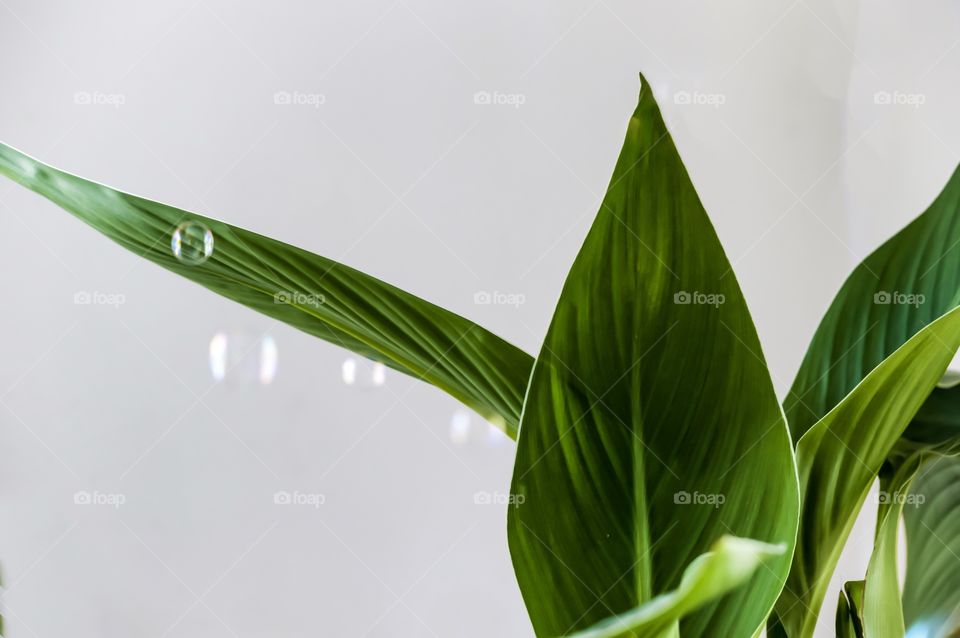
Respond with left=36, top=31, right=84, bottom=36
left=862, top=459, right=924, bottom=637
left=0, top=142, right=534, bottom=434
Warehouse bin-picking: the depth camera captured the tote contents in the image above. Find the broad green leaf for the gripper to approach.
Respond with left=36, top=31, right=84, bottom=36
left=862, top=459, right=924, bottom=637
left=507, top=75, right=799, bottom=638
left=0, top=142, right=533, bottom=435
left=902, top=456, right=960, bottom=638
left=565, top=537, right=785, bottom=638
left=784, top=163, right=960, bottom=443
left=775, top=307, right=960, bottom=637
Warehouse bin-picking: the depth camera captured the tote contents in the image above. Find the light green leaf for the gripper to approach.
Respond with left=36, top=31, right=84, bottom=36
left=862, top=459, right=924, bottom=637
left=507, top=75, right=799, bottom=638
left=0, top=142, right=533, bottom=435
left=784, top=164, right=960, bottom=443
left=902, top=456, right=960, bottom=638
left=565, top=537, right=785, bottom=638
left=776, top=307, right=960, bottom=637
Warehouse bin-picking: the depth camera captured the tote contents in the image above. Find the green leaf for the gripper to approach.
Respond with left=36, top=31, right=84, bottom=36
left=784, top=164, right=960, bottom=443
left=775, top=307, right=960, bottom=637
left=836, top=592, right=858, bottom=638
left=895, top=385, right=960, bottom=456
left=775, top=161, right=960, bottom=635
left=507, top=75, right=799, bottom=638
left=837, top=581, right=866, bottom=638
left=902, top=455, right=960, bottom=638
left=862, top=459, right=924, bottom=637
left=0, top=142, right=533, bottom=435
left=564, top=537, right=785, bottom=638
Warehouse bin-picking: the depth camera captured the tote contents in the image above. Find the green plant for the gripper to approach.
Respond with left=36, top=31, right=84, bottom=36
left=3, top=74, right=960, bottom=638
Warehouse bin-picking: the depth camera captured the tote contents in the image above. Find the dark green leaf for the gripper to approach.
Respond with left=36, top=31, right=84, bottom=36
left=0, top=142, right=533, bottom=435
left=903, top=455, right=960, bottom=638
left=784, top=164, right=960, bottom=443
left=776, top=308, right=960, bottom=637
left=895, top=385, right=960, bottom=456
left=837, top=581, right=866, bottom=638
left=507, top=75, right=799, bottom=638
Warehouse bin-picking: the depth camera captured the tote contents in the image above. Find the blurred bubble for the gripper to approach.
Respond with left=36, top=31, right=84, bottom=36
left=486, top=423, right=509, bottom=446
left=259, top=336, right=279, bottom=385
left=209, top=331, right=278, bottom=386
left=341, top=357, right=387, bottom=388
left=450, top=410, right=471, bottom=445
left=172, top=221, right=214, bottom=265
left=448, top=410, right=511, bottom=447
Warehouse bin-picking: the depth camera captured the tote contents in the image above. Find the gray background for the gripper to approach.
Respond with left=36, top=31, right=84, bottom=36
left=1, top=1, right=958, bottom=636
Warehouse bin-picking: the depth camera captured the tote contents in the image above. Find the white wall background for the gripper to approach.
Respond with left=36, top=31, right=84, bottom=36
left=0, top=1, right=958, bottom=636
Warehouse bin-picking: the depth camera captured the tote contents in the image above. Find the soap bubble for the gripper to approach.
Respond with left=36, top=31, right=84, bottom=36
left=341, top=357, right=387, bottom=388
left=209, top=331, right=278, bottom=386
left=172, top=221, right=214, bottom=265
